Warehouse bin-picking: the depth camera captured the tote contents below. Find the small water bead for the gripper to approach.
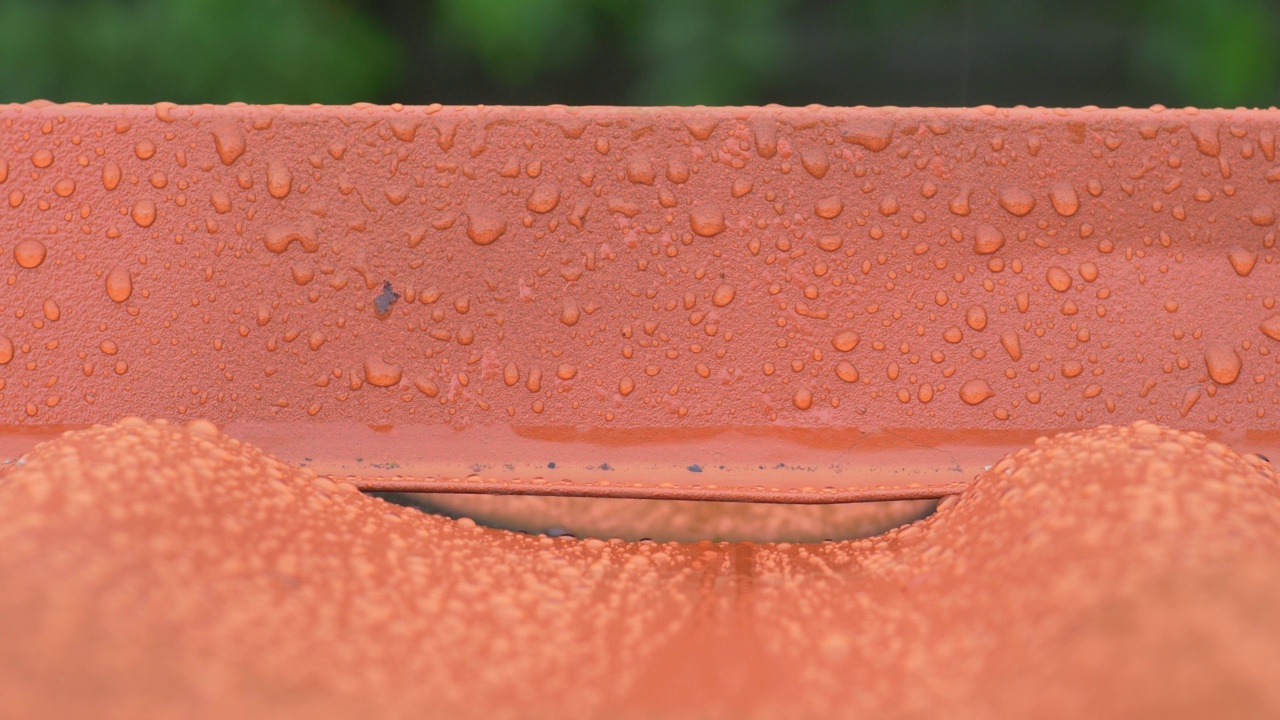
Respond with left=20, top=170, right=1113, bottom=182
left=1180, top=386, right=1202, bottom=417
left=526, top=182, right=560, bottom=213
left=556, top=364, right=577, bottom=381
left=1203, top=343, right=1241, bottom=385
left=266, top=161, right=293, bottom=199
left=211, top=125, right=247, bottom=166
left=689, top=204, right=725, bottom=237
left=1046, top=266, right=1072, bottom=293
left=364, top=357, right=403, bottom=387
left=801, top=148, right=830, bottom=179
left=999, top=332, right=1022, bottom=361
left=816, top=235, right=843, bottom=252
left=711, top=284, right=736, bottom=307
left=103, top=163, right=121, bottom=190
left=972, top=224, right=1005, bottom=254
left=1261, top=314, right=1280, bottom=341
left=626, top=156, right=655, bottom=185
left=843, top=117, right=894, bottom=151
left=1188, top=118, right=1221, bottom=157
left=1228, top=248, right=1258, bottom=277
left=13, top=239, right=46, bottom=268
left=131, top=199, right=157, bottom=228
left=831, top=330, right=860, bottom=352
left=618, top=377, right=635, bottom=396
left=834, top=361, right=859, bottom=383
left=186, top=418, right=221, bottom=439
left=559, top=303, right=581, bottom=326
left=997, top=186, right=1036, bottom=216
left=105, top=266, right=132, bottom=303
left=467, top=209, right=507, bottom=246
left=413, top=376, right=440, bottom=398
left=210, top=191, right=232, bottom=214
left=0, top=334, right=12, bottom=364
left=1048, top=183, right=1079, bottom=216
left=814, top=196, right=843, bottom=219
left=959, top=379, right=995, bottom=405
left=965, top=305, right=988, bottom=332
left=263, top=224, right=319, bottom=254
left=792, top=387, right=814, bottom=410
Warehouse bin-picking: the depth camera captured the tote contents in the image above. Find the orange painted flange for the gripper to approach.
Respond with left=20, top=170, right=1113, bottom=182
left=2, top=103, right=1279, bottom=500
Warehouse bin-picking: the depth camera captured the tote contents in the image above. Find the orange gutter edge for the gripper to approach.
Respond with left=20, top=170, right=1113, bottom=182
left=2, top=103, right=1279, bottom=501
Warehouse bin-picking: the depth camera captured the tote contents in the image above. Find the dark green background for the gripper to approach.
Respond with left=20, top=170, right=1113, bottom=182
left=0, top=0, right=1276, bottom=107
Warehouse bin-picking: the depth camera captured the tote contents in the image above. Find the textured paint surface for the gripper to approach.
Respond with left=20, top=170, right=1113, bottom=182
left=3, top=103, right=1280, bottom=717
left=0, top=419, right=1278, bottom=718
left=2, top=104, right=1280, bottom=500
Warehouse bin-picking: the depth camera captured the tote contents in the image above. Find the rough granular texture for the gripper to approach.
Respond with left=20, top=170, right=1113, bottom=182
left=1, top=418, right=1277, bottom=719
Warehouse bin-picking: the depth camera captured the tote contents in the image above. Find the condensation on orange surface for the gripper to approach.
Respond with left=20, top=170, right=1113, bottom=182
left=1, top=418, right=1278, bottom=718
left=2, top=103, right=1280, bottom=498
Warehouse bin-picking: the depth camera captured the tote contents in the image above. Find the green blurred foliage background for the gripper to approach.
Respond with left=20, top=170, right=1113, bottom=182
left=0, top=0, right=1275, bottom=107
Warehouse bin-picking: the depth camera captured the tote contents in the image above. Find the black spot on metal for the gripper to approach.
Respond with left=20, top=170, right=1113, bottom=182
left=375, top=280, right=401, bottom=315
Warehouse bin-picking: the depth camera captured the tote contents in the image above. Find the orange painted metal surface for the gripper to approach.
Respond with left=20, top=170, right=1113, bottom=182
left=2, top=103, right=1279, bottom=501
left=3, top=104, right=1280, bottom=717
left=2, top=419, right=1278, bottom=718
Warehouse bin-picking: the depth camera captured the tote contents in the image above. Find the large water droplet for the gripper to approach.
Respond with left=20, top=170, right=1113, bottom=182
left=131, top=199, right=156, bottom=228
left=364, top=357, right=404, bottom=387
left=959, top=379, right=995, bottom=405
left=212, top=125, right=246, bottom=166
left=467, top=209, right=507, bottom=246
left=105, top=266, right=132, bottom=303
left=972, top=224, right=1005, bottom=254
left=526, top=182, right=560, bottom=213
left=267, top=161, right=293, bottom=199
left=711, top=283, right=736, bottom=307
left=13, top=239, right=46, bottom=269
left=831, top=330, right=860, bottom=352
left=689, top=204, right=726, bottom=237
left=997, top=186, right=1036, bottom=216
left=1203, top=343, right=1241, bottom=385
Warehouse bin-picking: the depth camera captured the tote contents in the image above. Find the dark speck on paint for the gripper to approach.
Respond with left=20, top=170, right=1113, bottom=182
left=687, top=464, right=702, bottom=473
left=375, top=280, right=401, bottom=315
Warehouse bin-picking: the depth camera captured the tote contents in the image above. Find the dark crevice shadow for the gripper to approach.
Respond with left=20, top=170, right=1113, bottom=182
left=370, top=491, right=939, bottom=544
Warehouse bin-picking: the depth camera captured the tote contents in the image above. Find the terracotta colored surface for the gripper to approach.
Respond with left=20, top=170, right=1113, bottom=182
left=1, top=419, right=1278, bottom=719
left=4, top=105, right=1280, bottom=716
left=2, top=104, right=1279, bottom=504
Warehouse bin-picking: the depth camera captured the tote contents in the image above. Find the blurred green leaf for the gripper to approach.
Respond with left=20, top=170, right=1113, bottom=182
left=1130, top=0, right=1279, bottom=107
left=434, top=0, right=601, bottom=85
left=627, top=0, right=791, bottom=105
left=0, top=0, right=400, bottom=104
